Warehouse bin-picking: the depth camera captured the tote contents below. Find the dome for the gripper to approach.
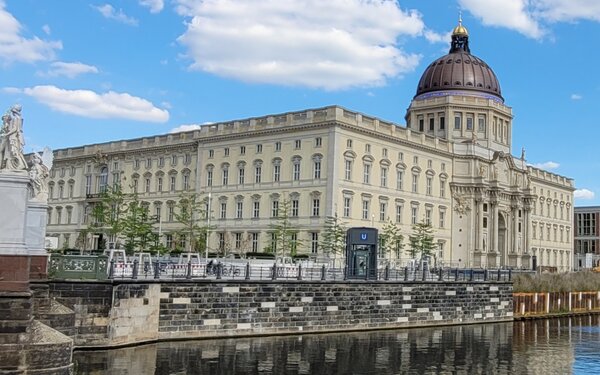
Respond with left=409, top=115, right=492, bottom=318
left=414, top=19, right=502, bottom=101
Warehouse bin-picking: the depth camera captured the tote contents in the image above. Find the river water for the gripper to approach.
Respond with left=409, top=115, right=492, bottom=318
left=73, top=316, right=600, bottom=374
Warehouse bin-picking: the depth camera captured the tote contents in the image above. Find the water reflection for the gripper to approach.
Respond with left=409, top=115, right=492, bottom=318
left=74, top=316, right=600, bottom=374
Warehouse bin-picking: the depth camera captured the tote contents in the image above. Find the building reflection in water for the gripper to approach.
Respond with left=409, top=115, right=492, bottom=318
left=75, top=316, right=600, bottom=374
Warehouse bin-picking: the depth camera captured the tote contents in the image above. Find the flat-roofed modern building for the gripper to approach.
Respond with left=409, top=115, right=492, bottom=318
left=45, top=20, right=574, bottom=270
left=574, top=206, right=600, bottom=270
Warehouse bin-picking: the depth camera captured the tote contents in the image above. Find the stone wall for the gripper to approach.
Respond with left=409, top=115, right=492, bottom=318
left=43, top=280, right=513, bottom=348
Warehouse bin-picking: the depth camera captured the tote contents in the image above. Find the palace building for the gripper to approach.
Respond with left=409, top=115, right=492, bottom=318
left=45, top=20, right=574, bottom=270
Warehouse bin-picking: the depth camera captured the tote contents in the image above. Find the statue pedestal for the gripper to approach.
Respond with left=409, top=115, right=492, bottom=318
left=0, top=171, right=31, bottom=292
left=26, top=200, right=49, bottom=279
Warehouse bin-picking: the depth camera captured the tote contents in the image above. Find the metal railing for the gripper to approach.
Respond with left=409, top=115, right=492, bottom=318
left=103, top=260, right=515, bottom=282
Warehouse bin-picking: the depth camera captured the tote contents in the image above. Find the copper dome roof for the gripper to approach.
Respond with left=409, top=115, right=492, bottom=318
left=415, top=21, right=503, bottom=101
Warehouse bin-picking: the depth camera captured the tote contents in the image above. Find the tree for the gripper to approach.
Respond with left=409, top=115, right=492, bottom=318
left=320, top=213, right=347, bottom=261
left=120, top=195, right=159, bottom=254
left=264, top=200, right=302, bottom=258
left=173, top=192, right=211, bottom=254
left=408, top=221, right=436, bottom=260
left=90, top=185, right=127, bottom=248
left=379, top=220, right=404, bottom=260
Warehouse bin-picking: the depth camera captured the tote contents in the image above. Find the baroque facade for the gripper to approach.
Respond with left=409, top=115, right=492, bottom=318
left=46, top=20, right=574, bottom=270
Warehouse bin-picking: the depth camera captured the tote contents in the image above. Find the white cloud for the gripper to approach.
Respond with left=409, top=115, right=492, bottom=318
left=574, top=188, right=595, bottom=200
left=7, top=85, right=168, bottom=122
left=0, top=2, right=62, bottom=63
left=42, top=24, right=51, bottom=35
left=424, top=29, right=450, bottom=44
left=460, top=0, right=600, bottom=39
left=175, top=0, right=424, bottom=90
left=170, top=124, right=203, bottom=133
left=93, top=4, right=138, bottom=26
left=139, top=0, right=164, bottom=13
left=530, top=161, right=560, bottom=170
left=459, top=0, right=544, bottom=39
left=43, top=61, right=99, bottom=78
left=532, top=0, right=600, bottom=22
left=571, top=93, right=582, bottom=100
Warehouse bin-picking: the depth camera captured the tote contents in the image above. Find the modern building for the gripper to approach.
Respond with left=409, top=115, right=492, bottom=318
left=573, top=206, right=600, bottom=270
left=45, top=19, right=574, bottom=270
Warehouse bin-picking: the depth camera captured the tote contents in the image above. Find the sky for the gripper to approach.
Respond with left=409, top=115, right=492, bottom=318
left=1, top=0, right=600, bottom=205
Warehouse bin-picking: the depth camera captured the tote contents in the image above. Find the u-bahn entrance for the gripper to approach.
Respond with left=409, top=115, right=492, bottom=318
left=345, top=227, right=378, bottom=280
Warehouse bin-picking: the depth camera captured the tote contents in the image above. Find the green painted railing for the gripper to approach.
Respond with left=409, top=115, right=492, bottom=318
left=48, top=255, right=108, bottom=280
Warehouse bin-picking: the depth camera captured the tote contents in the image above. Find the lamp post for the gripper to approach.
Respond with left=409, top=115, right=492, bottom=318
left=205, top=192, right=211, bottom=260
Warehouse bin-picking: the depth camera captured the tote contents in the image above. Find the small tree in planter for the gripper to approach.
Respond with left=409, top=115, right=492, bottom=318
left=408, top=220, right=436, bottom=266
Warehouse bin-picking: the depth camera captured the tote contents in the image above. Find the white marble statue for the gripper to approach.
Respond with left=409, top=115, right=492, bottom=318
left=29, top=147, right=52, bottom=201
left=0, top=104, right=27, bottom=171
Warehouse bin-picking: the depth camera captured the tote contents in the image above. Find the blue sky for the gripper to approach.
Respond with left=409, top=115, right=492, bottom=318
left=1, top=0, right=600, bottom=205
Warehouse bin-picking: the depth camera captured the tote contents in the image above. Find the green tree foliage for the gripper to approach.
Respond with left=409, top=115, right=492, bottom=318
left=89, top=185, right=127, bottom=249
left=379, top=220, right=404, bottom=259
left=264, top=200, right=302, bottom=258
left=173, top=192, right=211, bottom=254
left=320, top=213, right=347, bottom=258
left=120, top=196, right=159, bottom=254
left=408, top=221, right=436, bottom=259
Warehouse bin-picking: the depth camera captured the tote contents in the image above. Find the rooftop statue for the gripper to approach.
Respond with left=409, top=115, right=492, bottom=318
left=0, top=104, right=27, bottom=171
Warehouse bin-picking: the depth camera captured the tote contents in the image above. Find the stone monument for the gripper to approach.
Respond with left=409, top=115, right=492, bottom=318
left=0, top=105, right=73, bottom=374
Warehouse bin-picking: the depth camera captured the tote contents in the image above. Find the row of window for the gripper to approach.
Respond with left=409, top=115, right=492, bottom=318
left=206, top=157, right=322, bottom=186
left=207, top=138, right=323, bottom=159
left=343, top=197, right=446, bottom=227
left=533, top=199, right=571, bottom=221
left=531, top=222, right=571, bottom=243
left=575, top=212, right=595, bottom=236
left=134, top=154, right=192, bottom=169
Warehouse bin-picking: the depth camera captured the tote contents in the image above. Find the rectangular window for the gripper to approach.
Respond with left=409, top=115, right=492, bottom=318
left=466, top=117, right=473, bottom=130
left=170, top=176, right=176, bottom=191
left=184, top=153, right=191, bottom=164
left=478, top=117, right=485, bottom=132
left=311, top=232, right=319, bottom=254
left=454, top=113, right=461, bottom=130
left=382, top=148, right=388, bottom=157
left=236, top=202, right=243, bottom=219
left=240, top=146, right=246, bottom=155
left=440, top=179, right=446, bottom=198
left=419, top=118, right=424, bottom=132
left=274, top=165, right=281, bottom=182
left=166, top=234, right=173, bottom=249
left=256, top=144, right=262, bottom=153
left=293, top=163, right=301, bottom=181
left=365, top=144, right=371, bottom=153
left=238, top=168, right=245, bottom=184
left=157, top=177, right=163, bottom=192
left=362, top=200, right=369, bottom=220
left=395, top=205, right=402, bottom=223
left=439, top=116, right=445, bottom=130
left=222, top=169, right=229, bottom=185
left=235, top=233, right=242, bottom=249
left=252, top=233, right=259, bottom=252
left=312, top=199, right=320, bottom=216
left=363, top=164, right=371, bottom=184
left=412, top=174, right=418, bottom=193
left=85, top=175, right=92, bottom=195
left=272, top=201, right=279, bottom=217
left=255, top=166, right=262, bottom=183
left=315, top=137, right=322, bottom=147
left=171, top=155, right=177, bottom=166
left=146, top=158, right=152, bottom=168
left=183, top=175, right=189, bottom=190
left=220, top=203, right=226, bottom=219
left=411, top=206, right=418, bottom=225
left=295, top=140, right=302, bottom=149
left=396, top=170, right=404, bottom=190
left=345, top=160, right=352, bottom=180
left=207, top=171, right=213, bottom=187
left=224, top=147, right=230, bottom=157
left=314, top=161, right=321, bottom=179
left=168, top=205, right=174, bottom=221
left=145, top=178, right=151, bottom=193
left=218, top=233, right=225, bottom=251
left=275, top=142, right=281, bottom=152
left=291, top=199, right=299, bottom=217
left=379, top=202, right=387, bottom=221
left=380, top=167, right=388, bottom=187
left=253, top=201, right=260, bottom=218
left=425, top=208, right=432, bottom=226
left=429, top=117, right=434, bottom=131
left=347, top=139, right=353, bottom=148
left=426, top=176, right=432, bottom=196
left=439, top=210, right=445, bottom=228
left=343, top=197, right=351, bottom=217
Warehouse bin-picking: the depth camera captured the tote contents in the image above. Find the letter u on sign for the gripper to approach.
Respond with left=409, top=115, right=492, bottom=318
left=360, top=233, right=367, bottom=240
